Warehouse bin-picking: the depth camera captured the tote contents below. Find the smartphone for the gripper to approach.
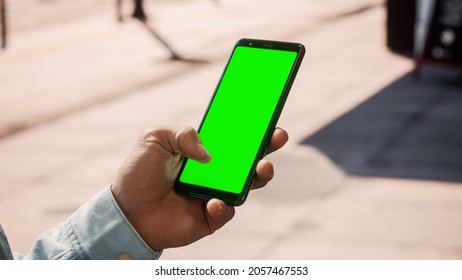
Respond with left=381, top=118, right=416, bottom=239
left=174, top=38, right=305, bottom=206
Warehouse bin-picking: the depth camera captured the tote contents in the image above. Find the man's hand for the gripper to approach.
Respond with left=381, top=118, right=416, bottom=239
left=111, top=126, right=288, bottom=251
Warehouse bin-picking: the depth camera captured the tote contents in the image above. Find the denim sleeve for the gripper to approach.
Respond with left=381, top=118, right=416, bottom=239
left=0, top=225, right=13, bottom=260
left=17, top=186, right=162, bottom=260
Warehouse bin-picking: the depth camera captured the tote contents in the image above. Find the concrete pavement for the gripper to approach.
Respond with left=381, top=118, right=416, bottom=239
left=1, top=0, right=462, bottom=259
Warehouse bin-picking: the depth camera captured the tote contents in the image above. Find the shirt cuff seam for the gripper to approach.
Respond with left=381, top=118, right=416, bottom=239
left=106, top=186, right=162, bottom=259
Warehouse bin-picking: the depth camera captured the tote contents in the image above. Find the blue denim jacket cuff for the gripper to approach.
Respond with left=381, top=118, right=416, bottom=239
left=66, top=186, right=162, bottom=260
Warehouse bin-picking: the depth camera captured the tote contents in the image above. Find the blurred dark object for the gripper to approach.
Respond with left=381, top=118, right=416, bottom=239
left=413, top=0, right=462, bottom=84
left=386, top=0, right=416, bottom=55
left=423, top=0, right=462, bottom=64
left=132, top=0, right=147, bottom=21
left=387, top=0, right=462, bottom=84
left=116, top=0, right=182, bottom=60
left=1, top=0, right=6, bottom=49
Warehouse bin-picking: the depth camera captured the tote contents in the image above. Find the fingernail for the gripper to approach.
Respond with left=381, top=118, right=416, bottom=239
left=215, top=200, right=224, bottom=214
left=213, top=199, right=228, bottom=219
left=215, top=200, right=235, bottom=221
left=197, top=144, right=211, bottom=162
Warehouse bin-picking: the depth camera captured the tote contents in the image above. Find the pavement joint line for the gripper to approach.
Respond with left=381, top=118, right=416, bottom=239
left=0, top=138, right=122, bottom=202
left=273, top=2, right=384, bottom=43
left=0, top=61, right=202, bottom=141
left=0, top=23, right=127, bottom=63
left=0, top=1, right=385, bottom=142
left=251, top=182, right=350, bottom=259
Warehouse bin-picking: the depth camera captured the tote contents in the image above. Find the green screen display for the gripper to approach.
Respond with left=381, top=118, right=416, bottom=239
left=179, top=46, right=297, bottom=194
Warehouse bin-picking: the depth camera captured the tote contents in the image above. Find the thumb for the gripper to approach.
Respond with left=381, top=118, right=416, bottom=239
left=174, top=127, right=211, bottom=163
left=140, top=126, right=211, bottom=163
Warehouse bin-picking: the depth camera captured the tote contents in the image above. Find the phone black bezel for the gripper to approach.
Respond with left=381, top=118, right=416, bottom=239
left=174, top=38, right=305, bottom=206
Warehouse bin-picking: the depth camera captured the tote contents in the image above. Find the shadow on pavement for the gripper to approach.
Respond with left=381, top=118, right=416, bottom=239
left=301, top=66, right=462, bottom=182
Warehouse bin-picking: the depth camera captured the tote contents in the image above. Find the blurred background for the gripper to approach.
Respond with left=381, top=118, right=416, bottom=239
left=0, top=0, right=462, bottom=259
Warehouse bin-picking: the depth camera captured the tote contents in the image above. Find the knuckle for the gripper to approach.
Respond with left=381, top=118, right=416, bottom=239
left=139, top=127, right=160, bottom=142
left=138, top=127, right=169, bottom=149
left=137, top=126, right=197, bottom=152
left=174, top=126, right=198, bottom=143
